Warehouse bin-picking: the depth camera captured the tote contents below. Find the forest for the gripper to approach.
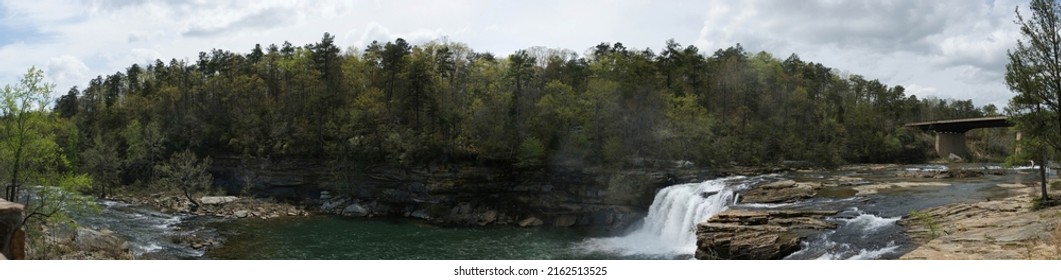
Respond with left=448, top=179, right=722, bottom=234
left=30, top=33, right=1005, bottom=194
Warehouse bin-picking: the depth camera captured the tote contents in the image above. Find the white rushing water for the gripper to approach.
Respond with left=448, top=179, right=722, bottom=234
left=78, top=200, right=209, bottom=258
left=785, top=207, right=904, bottom=260
left=580, top=176, right=761, bottom=257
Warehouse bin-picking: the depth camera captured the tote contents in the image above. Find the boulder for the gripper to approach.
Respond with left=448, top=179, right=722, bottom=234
left=341, top=203, right=370, bottom=217
left=478, top=210, right=498, bottom=226
left=200, top=196, right=239, bottom=205
left=519, top=217, right=544, bottom=227
left=233, top=210, right=250, bottom=218
left=75, top=228, right=133, bottom=260
left=410, top=209, right=431, bottom=220
left=740, top=180, right=818, bottom=204
left=695, top=209, right=838, bottom=260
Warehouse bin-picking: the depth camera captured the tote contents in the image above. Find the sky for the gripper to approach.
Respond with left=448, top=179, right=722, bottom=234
left=0, top=0, right=1030, bottom=108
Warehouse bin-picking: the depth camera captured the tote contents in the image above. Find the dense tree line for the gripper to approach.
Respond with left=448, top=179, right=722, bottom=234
left=49, top=34, right=999, bottom=192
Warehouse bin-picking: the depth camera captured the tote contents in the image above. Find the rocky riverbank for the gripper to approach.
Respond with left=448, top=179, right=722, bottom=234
left=899, top=182, right=1061, bottom=259
left=111, top=193, right=311, bottom=220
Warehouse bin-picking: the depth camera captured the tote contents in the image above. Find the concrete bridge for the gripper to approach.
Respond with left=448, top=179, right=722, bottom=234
left=904, top=116, right=1013, bottom=161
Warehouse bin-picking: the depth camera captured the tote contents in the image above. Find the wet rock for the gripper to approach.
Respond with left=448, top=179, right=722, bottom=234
left=174, top=234, right=224, bottom=252
left=740, top=180, right=818, bottom=204
left=234, top=210, right=250, bottom=218
left=695, top=209, right=838, bottom=260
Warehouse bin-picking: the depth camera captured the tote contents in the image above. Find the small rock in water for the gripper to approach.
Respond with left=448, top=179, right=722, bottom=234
left=234, top=210, right=250, bottom=218
left=410, top=209, right=430, bottom=220
left=519, top=217, right=543, bottom=227
left=554, top=215, right=577, bottom=227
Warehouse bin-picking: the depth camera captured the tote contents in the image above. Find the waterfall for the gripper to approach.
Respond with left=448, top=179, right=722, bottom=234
left=580, top=176, right=756, bottom=257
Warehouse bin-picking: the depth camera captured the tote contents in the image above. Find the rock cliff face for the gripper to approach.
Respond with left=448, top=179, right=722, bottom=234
left=209, top=157, right=711, bottom=228
left=695, top=209, right=838, bottom=260
left=1, top=198, right=25, bottom=260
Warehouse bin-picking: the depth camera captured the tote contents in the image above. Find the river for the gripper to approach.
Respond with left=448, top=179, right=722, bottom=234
left=80, top=164, right=1046, bottom=260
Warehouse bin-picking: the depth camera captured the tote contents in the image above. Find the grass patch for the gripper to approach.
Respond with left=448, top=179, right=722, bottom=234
left=909, top=210, right=940, bottom=239
left=1031, top=197, right=1056, bottom=211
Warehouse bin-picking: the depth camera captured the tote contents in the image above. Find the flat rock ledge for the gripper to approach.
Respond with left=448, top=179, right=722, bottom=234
left=695, top=209, right=838, bottom=260
left=899, top=193, right=1061, bottom=260
left=739, top=180, right=820, bottom=204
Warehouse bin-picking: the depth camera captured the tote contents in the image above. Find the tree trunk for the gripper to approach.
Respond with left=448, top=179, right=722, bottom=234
left=1040, top=155, right=1050, bottom=202
left=183, top=188, right=201, bottom=212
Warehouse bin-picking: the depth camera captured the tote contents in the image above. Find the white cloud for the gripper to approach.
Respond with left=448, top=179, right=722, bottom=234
left=0, top=0, right=1032, bottom=109
left=46, top=55, right=89, bottom=90
left=904, top=84, right=938, bottom=97
left=694, top=0, right=1025, bottom=107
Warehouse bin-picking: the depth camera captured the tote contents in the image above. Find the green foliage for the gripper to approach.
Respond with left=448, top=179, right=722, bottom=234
left=602, top=137, right=626, bottom=167
left=2, top=67, right=99, bottom=259
left=909, top=210, right=940, bottom=239
left=516, top=137, right=547, bottom=169
left=1006, top=0, right=1061, bottom=202
left=154, top=149, right=213, bottom=209
left=20, top=174, right=100, bottom=259
left=80, top=135, right=120, bottom=198
left=54, top=35, right=994, bottom=172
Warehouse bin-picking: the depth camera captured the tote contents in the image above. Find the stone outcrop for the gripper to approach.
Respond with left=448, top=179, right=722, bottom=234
left=739, top=180, right=819, bottom=203
left=114, top=193, right=309, bottom=220
left=899, top=193, right=1061, bottom=260
left=1, top=198, right=25, bottom=260
left=896, top=169, right=984, bottom=179
left=341, top=203, right=369, bottom=217
left=695, top=209, right=838, bottom=260
left=71, top=227, right=134, bottom=260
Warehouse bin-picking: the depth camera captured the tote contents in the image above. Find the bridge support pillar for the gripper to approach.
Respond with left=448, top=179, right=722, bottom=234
left=935, top=132, right=969, bottom=161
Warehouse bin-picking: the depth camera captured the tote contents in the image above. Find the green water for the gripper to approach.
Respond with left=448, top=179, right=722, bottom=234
left=207, top=216, right=613, bottom=260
